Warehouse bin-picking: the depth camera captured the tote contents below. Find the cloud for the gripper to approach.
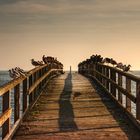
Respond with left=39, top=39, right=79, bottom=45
left=0, top=0, right=140, bottom=15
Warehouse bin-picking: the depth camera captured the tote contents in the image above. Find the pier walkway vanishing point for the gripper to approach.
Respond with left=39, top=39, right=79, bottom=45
left=13, top=72, right=140, bottom=140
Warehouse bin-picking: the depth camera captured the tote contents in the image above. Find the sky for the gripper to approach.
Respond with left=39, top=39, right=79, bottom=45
left=0, top=0, right=140, bottom=70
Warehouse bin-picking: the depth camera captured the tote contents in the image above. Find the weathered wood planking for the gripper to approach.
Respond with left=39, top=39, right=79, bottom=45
left=13, top=73, right=140, bottom=140
left=79, top=60, right=140, bottom=131
left=0, top=62, right=63, bottom=140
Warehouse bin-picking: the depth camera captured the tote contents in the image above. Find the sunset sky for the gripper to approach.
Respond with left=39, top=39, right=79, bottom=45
left=0, top=0, right=140, bottom=70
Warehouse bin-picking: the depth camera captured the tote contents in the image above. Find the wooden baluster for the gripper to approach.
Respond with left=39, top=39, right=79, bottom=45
left=100, top=65, right=102, bottom=83
left=102, top=67, right=105, bottom=86
left=106, top=68, right=109, bottom=90
left=29, top=75, right=33, bottom=104
left=93, top=64, right=95, bottom=77
left=23, top=78, right=27, bottom=112
left=126, top=77, right=131, bottom=112
left=33, top=72, right=37, bottom=99
left=118, top=73, right=122, bottom=104
left=2, top=91, right=10, bottom=139
left=36, top=71, right=40, bottom=95
left=97, top=65, right=100, bottom=81
left=41, top=68, right=43, bottom=87
left=110, top=69, right=116, bottom=97
left=14, top=84, right=20, bottom=123
left=136, top=81, right=140, bottom=120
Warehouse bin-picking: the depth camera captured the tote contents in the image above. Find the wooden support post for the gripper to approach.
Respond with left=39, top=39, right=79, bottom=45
left=118, top=73, right=122, bottom=104
left=99, top=65, right=102, bottom=82
left=2, top=91, right=10, bottom=139
left=126, top=77, right=131, bottom=112
left=110, top=69, right=116, bottom=97
left=95, top=64, right=97, bottom=79
left=33, top=72, right=37, bottom=99
left=14, top=84, right=20, bottom=123
left=29, top=75, right=33, bottom=104
left=93, top=64, right=95, bottom=77
left=106, top=68, right=109, bottom=90
left=136, top=82, right=140, bottom=120
left=102, top=67, right=105, bottom=86
left=23, top=78, right=27, bottom=112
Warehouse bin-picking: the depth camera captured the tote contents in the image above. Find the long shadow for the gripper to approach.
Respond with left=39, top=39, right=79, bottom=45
left=84, top=74, right=140, bottom=139
left=58, top=72, right=78, bottom=131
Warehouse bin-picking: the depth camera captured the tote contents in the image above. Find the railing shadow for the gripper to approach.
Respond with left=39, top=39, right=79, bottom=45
left=85, top=75, right=140, bottom=140
left=58, top=72, right=78, bottom=131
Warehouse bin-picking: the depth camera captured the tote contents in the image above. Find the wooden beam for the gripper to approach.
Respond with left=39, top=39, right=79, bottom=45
left=0, top=108, right=12, bottom=127
left=118, top=73, right=122, bottom=104
left=14, top=84, right=20, bottom=123
left=23, top=78, right=27, bottom=112
left=136, top=82, right=140, bottom=120
left=2, top=91, right=10, bottom=139
left=126, top=77, right=131, bottom=112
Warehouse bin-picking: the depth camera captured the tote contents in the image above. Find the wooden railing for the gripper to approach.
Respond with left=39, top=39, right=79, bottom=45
left=0, top=63, right=63, bottom=140
left=79, top=63, right=140, bottom=129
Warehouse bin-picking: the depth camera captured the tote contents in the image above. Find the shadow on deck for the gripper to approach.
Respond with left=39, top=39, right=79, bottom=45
left=13, top=72, right=140, bottom=140
left=59, top=72, right=78, bottom=131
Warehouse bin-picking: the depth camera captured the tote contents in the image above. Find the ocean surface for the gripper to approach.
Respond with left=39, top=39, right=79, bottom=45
left=0, top=70, right=140, bottom=139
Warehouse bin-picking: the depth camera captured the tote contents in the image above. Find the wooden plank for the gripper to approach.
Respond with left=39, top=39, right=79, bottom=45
left=23, top=79, right=27, bottom=112
left=118, top=73, right=122, bottom=104
left=14, top=84, right=20, bottom=123
left=2, top=91, right=10, bottom=139
left=136, top=82, right=140, bottom=120
left=126, top=77, right=131, bottom=112
left=0, top=108, right=12, bottom=127
left=13, top=73, right=140, bottom=140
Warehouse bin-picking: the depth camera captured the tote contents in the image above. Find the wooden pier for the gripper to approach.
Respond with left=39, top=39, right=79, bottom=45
left=1, top=60, right=140, bottom=140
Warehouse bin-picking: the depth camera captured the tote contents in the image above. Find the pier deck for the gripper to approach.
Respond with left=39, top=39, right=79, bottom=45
left=13, top=72, right=140, bottom=140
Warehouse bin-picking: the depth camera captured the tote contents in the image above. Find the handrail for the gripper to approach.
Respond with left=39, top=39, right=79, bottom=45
left=0, top=63, right=63, bottom=140
left=78, top=61, right=140, bottom=130
left=93, top=70, right=136, bottom=103
left=0, top=64, right=49, bottom=96
left=98, top=63, right=140, bottom=82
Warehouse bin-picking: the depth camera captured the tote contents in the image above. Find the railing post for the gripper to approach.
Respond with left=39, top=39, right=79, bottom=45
left=99, top=65, right=102, bottom=82
left=29, top=75, right=33, bottom=104
left=136, top=81, right=140, bottom=120
left=126, top=77, right=131, bottom=112
left=102, top=66, right=105, bottom=86
left=2, top=91, right=10, bottom=139
left=14, top=84, right=20, bottom=123
left=23, top=78, right=27, bottom=112
left=110, top=69, right=116, bottom=97
left=106, top=67, right=109, bottom=90
left=93, top=64, right=95, bottom=77
left=33, top=72, right=37, bottom=100
left=118, top=73, right=122, bottom=104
